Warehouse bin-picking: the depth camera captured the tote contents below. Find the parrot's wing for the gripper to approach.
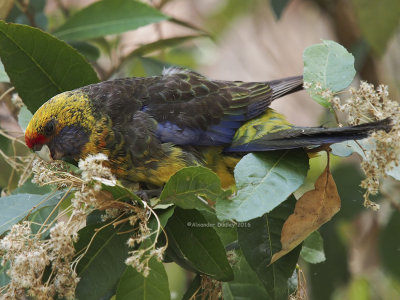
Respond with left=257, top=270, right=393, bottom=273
left=82, top=68, right=302, bottom=146
left=141, top=69, right=303, bottom=146
left=140, top=69, right=272, bottom=145
left=226, top=109, right=392, bottom=152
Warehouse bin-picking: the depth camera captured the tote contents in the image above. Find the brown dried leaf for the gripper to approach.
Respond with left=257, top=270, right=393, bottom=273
left=271, top=166, right=340, bottom=264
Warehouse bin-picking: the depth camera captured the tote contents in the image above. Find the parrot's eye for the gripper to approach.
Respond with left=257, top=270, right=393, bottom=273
left=43, top=119, right=56, bottom=136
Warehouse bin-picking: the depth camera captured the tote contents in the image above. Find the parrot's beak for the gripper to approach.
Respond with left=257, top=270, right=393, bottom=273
left=34, top=144, right=54, bottom=162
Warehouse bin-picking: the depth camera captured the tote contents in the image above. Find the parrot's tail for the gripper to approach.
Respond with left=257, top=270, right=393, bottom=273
left=268, top=75, right=304, bottom=101
left=226, top=118, right=393, bottom=152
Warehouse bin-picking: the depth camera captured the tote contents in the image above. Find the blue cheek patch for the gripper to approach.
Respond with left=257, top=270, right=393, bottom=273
left=50, top=125, right=89, bottom=157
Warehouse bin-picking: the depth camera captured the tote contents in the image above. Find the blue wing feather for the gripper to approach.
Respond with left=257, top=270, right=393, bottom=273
left=156, top=117, right=242, bottom=146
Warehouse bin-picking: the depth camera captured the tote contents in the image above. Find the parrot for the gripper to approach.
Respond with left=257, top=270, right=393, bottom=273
left=24, top=68, right=391, bottom=188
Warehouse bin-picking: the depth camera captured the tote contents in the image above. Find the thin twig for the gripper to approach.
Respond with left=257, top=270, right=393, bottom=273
left=54, top=0, right=69, bottom=18
left=37, top=185, right=73, bottom=235
left=15, top=0, right=37, bottom=27
left=0, top=87, right=15, bottom=102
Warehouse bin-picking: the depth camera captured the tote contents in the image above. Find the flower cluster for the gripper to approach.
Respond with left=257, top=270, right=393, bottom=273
left=0, top=221, right=78, bottom=299
left=331, top=82, right=400, bottom=209
left=1, top=154, right=120, bottom=298
left=1, top=153, right=167, bottom=298
left=303, top=81, right=334, bottom=101
left=78, top=153, right=116, bottom=187
left=31, top=158, right=82, bottom=188
left=196, top=275, right=222, bottom=300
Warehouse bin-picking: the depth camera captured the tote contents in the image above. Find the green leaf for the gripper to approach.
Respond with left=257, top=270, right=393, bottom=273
left=386, top=164, right=400, bottom=181
left=237, top=196, right=300, bottom=299
left=303, top=40, right=356, bottom=107
left=330, top=140, right=367, bottom=158
left=160, top=166, right=226, bottom=212
left=140, top=207, right=175, bottom=249
left=270, top=0, right=292, bottom=19
left=379, top=210, right=400, bottom=280
left=222, top=250, right=270, bottom=300
left=69, top=41, right=100, bottom=61
left=127, top=34, right=208, bottom=58
left=116, top=258, right=170, bottom=300
left=28, top=205, right=57, bottom=236
left=165, top=207, right=234, bottom=281
left=352, top=0, right=400, bottom=56
left=200, top=210, right=238, bottom=247
left=0, top=21, right=99, bottom=113
left=0, top=59, right=9, bottom=82
left=137, top=57, right=172, bottom=76
left=182, top=274, right=202, bottom=300
left=101, top=183, right=142, bottom=203
left=216, top=150, right=309, bottom=222
left=53, top=0, right=168, bottom=41
left=169, top=17, right=211, bottom=37
left=74, top=221, right=133, bottom=300
left=17, top=105, right=32, bottom=133
left=11, top=179, right=52, bottom=195
left=300, top=231, right=326, bottom=264
left=331, top=139, right=400, bottom=180
left=0, top=258, right=10, bottom=287
left=0, top=191, right=65, bottom=235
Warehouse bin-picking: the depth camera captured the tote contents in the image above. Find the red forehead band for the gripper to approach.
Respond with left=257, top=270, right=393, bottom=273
left=25, top=133, right=47, bottom=149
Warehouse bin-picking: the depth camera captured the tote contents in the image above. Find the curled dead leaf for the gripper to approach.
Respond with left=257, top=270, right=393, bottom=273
left=270, top=165, right=340, bottom=264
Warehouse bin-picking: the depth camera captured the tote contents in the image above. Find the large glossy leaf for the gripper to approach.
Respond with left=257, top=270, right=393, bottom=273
left=303, top=40, right=356, bottom=107
left=237, top=196, right=300, bottom=299
left=0, top=22, right=99, bottom=113
left=182, top=274, right=202, bottom=300
left=53, top=0, right=167, bottom=41
left=116, top=258, right=170, bottom=300
left=200, top=210, right=238, bottom=247
left=165, top=207, right=233, bottom=281
left=74, top=221, right=133, bottom=300
left=0, top=191, right=65, bottom=235
left=352, top=0, right=400, bottom=55
left=222, top=250, right=270, bottom=300
left=216, top=150, right=308, bottom=221
left=160, top=166, right=226, bottom=212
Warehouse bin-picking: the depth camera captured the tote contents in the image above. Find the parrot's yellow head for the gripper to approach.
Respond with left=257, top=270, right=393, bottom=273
left=25, top=91, right=97, bottom=161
